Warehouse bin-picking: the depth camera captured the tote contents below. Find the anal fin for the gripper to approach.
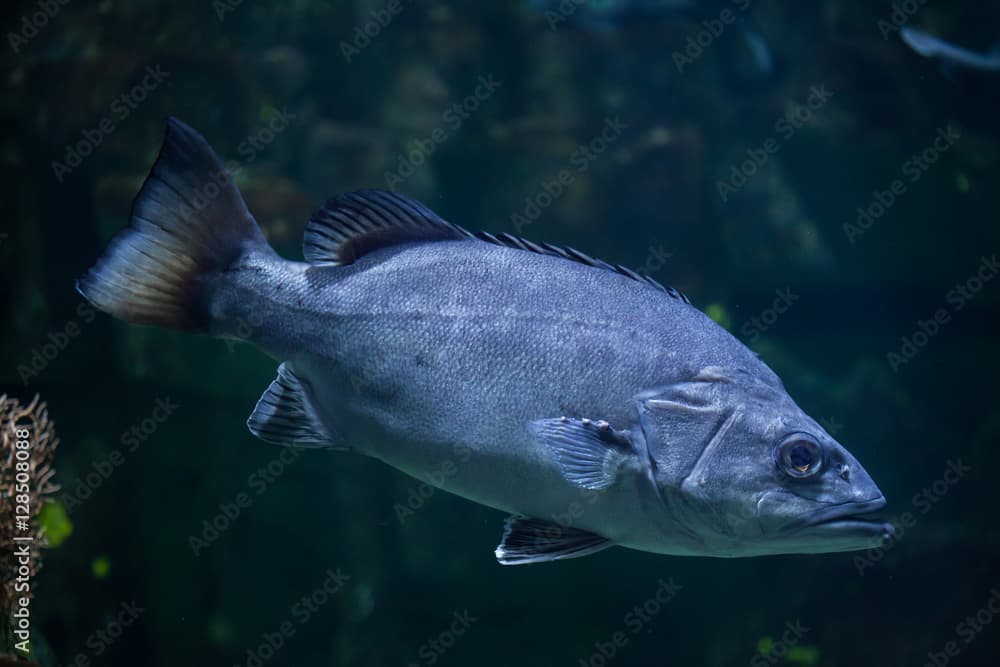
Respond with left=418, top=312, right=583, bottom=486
left=247, top=363, right=343, bottom=449
left=494, top=515, right=614, bottom=565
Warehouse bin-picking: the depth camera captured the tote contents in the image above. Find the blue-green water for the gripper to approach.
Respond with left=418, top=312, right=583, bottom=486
left=1, top=1, right=999, bottom=665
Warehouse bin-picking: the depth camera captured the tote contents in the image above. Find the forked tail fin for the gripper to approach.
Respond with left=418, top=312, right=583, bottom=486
left=77, top=117, right=269, bottom=331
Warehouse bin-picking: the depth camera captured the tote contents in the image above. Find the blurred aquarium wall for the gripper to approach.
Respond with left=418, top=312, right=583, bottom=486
left=0, top=0, right=999, bottom=665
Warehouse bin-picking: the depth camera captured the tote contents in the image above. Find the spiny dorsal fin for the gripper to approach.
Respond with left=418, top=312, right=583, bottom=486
left=471, top=230, right=690, bottom=304
left=303, top=189, right=690, bottom=304
left=303, top=189, right=467, bottom=264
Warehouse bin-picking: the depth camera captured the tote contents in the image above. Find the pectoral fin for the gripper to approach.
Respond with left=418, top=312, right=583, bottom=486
left=494, top=516, right=614, bottom=565
left=247, top=363, right=344, bottom=449
left=528, top=417, right=634, bottom=490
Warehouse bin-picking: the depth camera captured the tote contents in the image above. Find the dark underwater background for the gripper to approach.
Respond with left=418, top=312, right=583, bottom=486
left=1, top=0, right=999, bottom=665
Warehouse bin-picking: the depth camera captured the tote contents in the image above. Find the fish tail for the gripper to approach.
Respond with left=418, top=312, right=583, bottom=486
left=77, top=117, right=271, bottom=332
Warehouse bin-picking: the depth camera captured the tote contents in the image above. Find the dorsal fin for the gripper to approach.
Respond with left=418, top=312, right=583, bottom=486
left=303, top=189, right=466, bottom=264
left=470, top=230, right=690, bottom=304
left=304, top=189, right=690, bottom=304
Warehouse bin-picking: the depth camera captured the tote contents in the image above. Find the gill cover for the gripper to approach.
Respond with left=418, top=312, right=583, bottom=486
left=630, top=367, right=791, bottom=544
left=635, top=367, right=776, bottom=485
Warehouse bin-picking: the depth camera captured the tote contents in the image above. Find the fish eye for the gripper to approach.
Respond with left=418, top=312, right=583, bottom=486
left=774, top=434, right=824, bottom=479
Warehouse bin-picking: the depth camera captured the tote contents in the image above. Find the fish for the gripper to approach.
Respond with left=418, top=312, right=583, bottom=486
left=78, top=119, right=893, bottom=565
left=901, top=26, right=1000, bottom=73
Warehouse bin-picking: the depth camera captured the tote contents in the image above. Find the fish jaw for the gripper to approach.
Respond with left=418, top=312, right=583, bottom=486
left=747, top=493, right=895, bottom=555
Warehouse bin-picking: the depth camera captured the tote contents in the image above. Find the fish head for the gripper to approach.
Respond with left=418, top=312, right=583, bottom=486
left=636, top=366, right=893, bottom=556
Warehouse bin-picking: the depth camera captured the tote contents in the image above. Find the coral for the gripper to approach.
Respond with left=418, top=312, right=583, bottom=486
left=0, top=395, right=59, bottom=662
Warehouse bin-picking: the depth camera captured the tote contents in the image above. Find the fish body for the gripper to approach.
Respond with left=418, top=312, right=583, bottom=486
left=211, top=238, right=761, bottom=556
left=902, top=26, right=1000, bottom=73
left=79, top=120, right=892, bottom=564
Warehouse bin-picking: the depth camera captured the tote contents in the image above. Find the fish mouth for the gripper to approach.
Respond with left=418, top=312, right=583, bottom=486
left=753, top=494, right=895, bottom=554
left=799, top=497, right=894, bottom=540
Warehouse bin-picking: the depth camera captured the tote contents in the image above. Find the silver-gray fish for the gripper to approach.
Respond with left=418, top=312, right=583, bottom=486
left=902, top=26, right=1000, bottom=73
left=78, top=119, right=893, bottom=565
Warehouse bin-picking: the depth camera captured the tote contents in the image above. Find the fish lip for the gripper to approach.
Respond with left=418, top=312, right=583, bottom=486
left=795, top=496, right=896, bottom=543
left=772, top=496, right=891, bottom=538
left=804, top=496, right=887, bottom=528
left=759, top=495, right=896, bottom=549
